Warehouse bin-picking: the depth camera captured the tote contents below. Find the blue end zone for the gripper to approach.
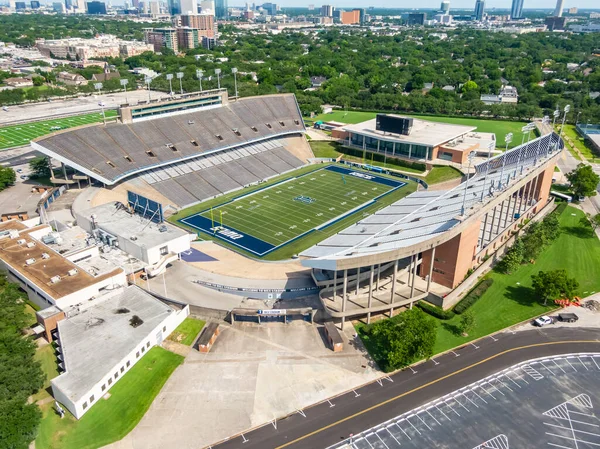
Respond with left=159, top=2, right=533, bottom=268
left=179, top=165, right=406, bottom=257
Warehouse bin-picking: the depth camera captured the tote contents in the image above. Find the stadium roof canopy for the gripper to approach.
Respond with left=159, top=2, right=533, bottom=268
left=301, top=133, right=563, bottom=269
left=32, top=94, right=304, bottom=186
left=342, top=116, right=476, bottom=147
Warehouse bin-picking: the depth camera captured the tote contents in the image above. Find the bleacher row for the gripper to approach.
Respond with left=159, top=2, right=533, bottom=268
left=35, top=94, right=304, bottom=184
left=141, top=139, right=305, bottom=207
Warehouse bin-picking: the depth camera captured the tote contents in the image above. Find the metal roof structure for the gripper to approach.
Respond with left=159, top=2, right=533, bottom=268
left=301, top=132, right=563, bottom=267
left=31, top=94, right=304, bottom=186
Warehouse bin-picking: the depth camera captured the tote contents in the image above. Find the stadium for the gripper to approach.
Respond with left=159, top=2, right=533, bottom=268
left=30, top=90, right=564, bottom=324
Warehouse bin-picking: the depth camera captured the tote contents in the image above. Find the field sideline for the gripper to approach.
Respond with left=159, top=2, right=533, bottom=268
left=0, top=110, right=118, bottom=150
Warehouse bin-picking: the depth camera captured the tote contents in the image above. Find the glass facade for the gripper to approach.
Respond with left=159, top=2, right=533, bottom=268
left=349, top=133, right=432, bottom=161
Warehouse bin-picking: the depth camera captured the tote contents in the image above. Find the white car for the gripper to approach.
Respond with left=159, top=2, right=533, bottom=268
left=534, top=316, right=553, bottom=327
left=2, top=106, right=8, bottom=112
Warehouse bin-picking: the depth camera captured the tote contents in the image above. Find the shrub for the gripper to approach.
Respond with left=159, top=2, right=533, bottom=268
left=454, top=278, right=494, bottom=314
left=416, top=301, right=455, bottom=320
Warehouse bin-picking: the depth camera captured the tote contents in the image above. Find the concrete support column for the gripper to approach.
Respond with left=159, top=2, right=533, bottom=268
left=489, top=205, right=498, bottom=242
left=427, top=247, right=436, bottom=292
left=390, top=260, right=398, bottom=304
left=410, top=254, right=416, bottom=302
left=332, top=270, right=337, bottom=302
left=376, top=264, right=381, bottom=290
left=481, top=212, right=489, bottom=248
left=520, top=180, right=531, bottom=213
left=408, top=144, right=412, bottom=159
left=341, top=269, right=348, bottom=329
left=496, top=201, right=504, bottom=236
left=504, top=195, right=512, bottom=230
left=532, top=173, right=541, bottom=208
left=355, top=267, right=360, bottom=295
left=367, top=265, right=374, bottom=324
left=511, top=189, right=519, bottom=222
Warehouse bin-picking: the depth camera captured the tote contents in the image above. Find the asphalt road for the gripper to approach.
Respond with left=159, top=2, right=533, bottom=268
left=210, top=327, right=600, bottom=449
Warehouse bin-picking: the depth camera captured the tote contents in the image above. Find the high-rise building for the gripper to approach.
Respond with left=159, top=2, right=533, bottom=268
left=474, top=0, right=485, bottom=21
left=356, top=8, right=366, bottom=23
left=340, top=9, right=360, bottom=24
left=320, top=4, right=333, bottom=17
left=510, top=0, right=523, bottom=19
left=131, top=0, right=139, bottom=8
left=168, top=0, right=181, bottom=15
left=214, top=0, right=227, bottom=18
left=545, top=15, right=566, bottom=30
left=553, top=0, right=564, bottom=17
left=15, top=1, right=26, bottom=8
left=407, top=12, right=426, bottom=25
left=86, top=1, right=106, bottom=14
left=178, top=12, right=215, bottom=34
left=149, top=1, right=159, bottom=14
left=53, top=1, right=66, bottom=12
left=200, top=0, right=214, bottom=13
left=440, top=1, right=450, bottom=14
left=144, top=27, right=178, bottom=52
left=262, top=2, right=277, bottom=15
left=179, top=0, right=197, bottom=14
left=568, top=6, right=577, bottom=14
left=30, top=0, right=40, bottom=8
left=75, top=0, right=86, bottom=13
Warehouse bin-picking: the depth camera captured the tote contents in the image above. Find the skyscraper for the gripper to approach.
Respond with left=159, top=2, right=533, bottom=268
left=179, top=0, right=197, bottom=14
left=214, top=0, right=227, bottom=18
left=553, top=0, right=564, bottom=17
left=320, top=4, right=333, bottom=17
left=167, top=0, right=181, bottom=15
left=440, top=0, right=450, bottom=14
left=510, top=0, right=523, bottom=19
left=474, top=0, right=485, bottom=21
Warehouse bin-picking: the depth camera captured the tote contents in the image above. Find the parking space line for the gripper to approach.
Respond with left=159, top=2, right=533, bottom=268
left=383, top=427, right=402, bottom=446
left=416, top=413, right=432, bottom=430
left=462, top=392, right=481, bottom=409
left=471, top=389, right=489, bottom=404
left=435, top=404, right=453, bottom=419
left=552, top=359, right=568, bottom=373
left=374, top=431, right=390, bottom=448
left=393, top=422, right=411, bottom=440
left=545, top=422, right=600, bottom=437
left=479, top=383, right=497, bottom=399
left=576, top=357, right=589, bottom=371
left=405, top=417, right=422, bottom=435
left=591, top=357, right=600, bottom=370
left=426, top=409, right=442, bottom=425
left=453, top=395, right=471, bottom=413
left=444, top=399, right=461, bottom=417
left=540, top=361, right=557, bottom=375
left=547, top=441, right=573, bottom=449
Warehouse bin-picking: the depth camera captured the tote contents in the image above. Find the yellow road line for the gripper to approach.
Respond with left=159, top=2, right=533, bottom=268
left=275, top=340, right=600, bottom=448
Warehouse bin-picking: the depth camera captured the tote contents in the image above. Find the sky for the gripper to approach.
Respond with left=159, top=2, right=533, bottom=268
left=271, top=1, right=599, bottom=9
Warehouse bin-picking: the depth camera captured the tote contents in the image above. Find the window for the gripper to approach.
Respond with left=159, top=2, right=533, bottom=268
left=163, top=326, right=166, bottom=332
left=83, top=402, right=88, bottom=410
left=126, top=361, right=131, bottom=368
left=146, top=342, right=150, bottom=348
left=146, top=150, right=156, bottom=157
left=141, top=346, right=145, bottom=353
left=124, top=155, right=133, bottom=163
left=101, top=384, right=106, bottom=391
left=120, top=366, right=125, bottom=373
left=167, top=144, right=178, bottom=152
left=108, top=378, right=113, bottom=385
left=114, top=372, right=118, bottom=380
left=136, top=351, right=140, bottom=358
left=160, top=246, right=168, bottom=256
left=106, top=160, right=116, bottom=168
left=89, top=395, right=95, bottom=403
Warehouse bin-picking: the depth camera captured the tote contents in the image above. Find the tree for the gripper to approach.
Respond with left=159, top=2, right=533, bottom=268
left=498, top=237, right=525, bottom=273
left=459, top=311, right=475, bottom=336
left=566, top=163, right=600, bottom=198
left=32, top=76, right=44, bottom=87
left=531, top=269, right=579, bottom=306
left=0, top=166, right=15, bottom=191
left=29, top=157, right=51, bottom=179
left=541, top=212, right=561, bottom=241
left=367, top=308, right=436, bottom=372
left=581, top=213, right=600, bottom=231
left=462, top=80, right=479, bottom=92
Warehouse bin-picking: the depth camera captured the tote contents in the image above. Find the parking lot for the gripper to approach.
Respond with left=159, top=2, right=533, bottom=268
left=330, top=354, right=600, bottom=449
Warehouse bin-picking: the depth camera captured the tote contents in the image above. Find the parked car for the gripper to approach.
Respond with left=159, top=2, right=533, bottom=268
left=558, top=313, right=579, bottom=323
left=533, top=316, right=553, bottom=327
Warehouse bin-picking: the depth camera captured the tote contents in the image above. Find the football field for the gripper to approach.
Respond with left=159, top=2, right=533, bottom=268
left=180, top=165, right=407, bottom=256
left=0, top=110, right=118, bottom=150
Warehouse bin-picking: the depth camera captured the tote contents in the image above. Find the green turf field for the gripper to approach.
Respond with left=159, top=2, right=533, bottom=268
left=310, top=111, right=528, bottom=149
left=198, top=167, right=398, bottom=246
left=0, top=110, right=118, bottom=150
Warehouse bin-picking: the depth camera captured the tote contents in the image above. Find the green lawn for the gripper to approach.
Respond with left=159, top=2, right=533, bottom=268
left=421, top=166, right=463, bottom=185
left=0, top=110, right=118, bottom=151
left=36, top=347, right=183, bottom=449
left=171, top=163, right=417, bottom=260
left=167, top=317, right=205, bottom=346
left=358, top=205, right=600, bottom=361
left=312, top=111, right=527, bottom=149
left=32, top=343, right=60, bottom=403
left=563, top=124, right=599, bottom=162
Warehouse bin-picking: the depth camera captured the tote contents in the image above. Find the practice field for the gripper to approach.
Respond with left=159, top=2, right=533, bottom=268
left=0, top=110, right=117, bottom=150
left=311, top=111, right=527, bottom=148
left=180, top=165, right=406, bottom=257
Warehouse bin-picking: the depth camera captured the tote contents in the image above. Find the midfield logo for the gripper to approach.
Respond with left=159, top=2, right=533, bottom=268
left=211, top=226, right=244, bottom=240
left=349, top=172, right=374, bottom=180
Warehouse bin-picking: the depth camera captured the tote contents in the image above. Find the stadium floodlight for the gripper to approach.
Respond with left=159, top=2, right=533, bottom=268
left=461, top=151, right=476, bottom=216
left=120, top=78, right=129, bottom=103
left=560, top=104, right=571, bottom=138
left=536, top=116, right=551, bottom=163
left=176, top=71, right=184, bottom=95
left=196, top=69, right=203, bottom=92
left=215, top=68, right=221, bottom=90
left=481, top=140, right=495, bottom=201
left=498, top=132, right=513, bottom=189
left=232, top=67, right=238, bottom=98
left=94, top=83, right=106, bottom=125
left=515, top=122, right=536, bottom=177
left=145, top=76, right=152, bottom=101
left=166, top=73, right=174, bottom=96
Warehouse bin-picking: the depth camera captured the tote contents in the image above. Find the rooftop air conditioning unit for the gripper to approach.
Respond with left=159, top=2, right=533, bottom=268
left=9, top=230, right=19, bottom=239
left=50, top=275, right=61, bottom=283
left=25, top=258, right=36, bottom=265
left=17, top=239, right=26, bottom=245
left=41, top=253, right=50, bottom=259
left=27, top=242, right=36, bottom=248
left=68, top=268, right=78, bottom=276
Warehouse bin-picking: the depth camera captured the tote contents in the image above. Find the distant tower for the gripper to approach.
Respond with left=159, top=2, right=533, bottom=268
left=553, top=0, right=564, bottom=17
left=510, top=0, right=524, bottom=19
left=440, top=0, right=450, bottom=14
left=474, top=0, right=485, bottom=21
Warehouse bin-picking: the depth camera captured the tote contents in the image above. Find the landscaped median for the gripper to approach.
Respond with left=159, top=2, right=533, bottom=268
left=357, top=204, right=600, bottom=367
left=35, top=347, right=183, bottom=449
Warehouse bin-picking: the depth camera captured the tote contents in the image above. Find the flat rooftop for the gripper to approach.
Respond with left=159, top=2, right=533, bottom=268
left=52, top=286, right=175, bottom=403
left=588, top=134, right=600, bottom=150
left=343, top=116, right=476, bottom=147
left=0, top=221, right=122, bottom=301
left=79, top=202, right=189, bottom=250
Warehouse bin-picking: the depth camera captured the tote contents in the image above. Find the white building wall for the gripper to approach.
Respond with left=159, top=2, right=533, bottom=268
left=58, top=271, right=127, bottom=310
left=53, top=303, right=189, bottom=419
left=145, top=233, right=192, bottom=265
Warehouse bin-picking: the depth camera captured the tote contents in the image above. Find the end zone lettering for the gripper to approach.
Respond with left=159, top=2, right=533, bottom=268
left=211, top=227, right=244, bottom=240
left=349, top=172, right=374, bottom=180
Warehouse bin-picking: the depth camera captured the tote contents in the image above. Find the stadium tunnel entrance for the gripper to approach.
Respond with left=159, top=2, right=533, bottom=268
left=230, top=308, right=315, bottom=325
